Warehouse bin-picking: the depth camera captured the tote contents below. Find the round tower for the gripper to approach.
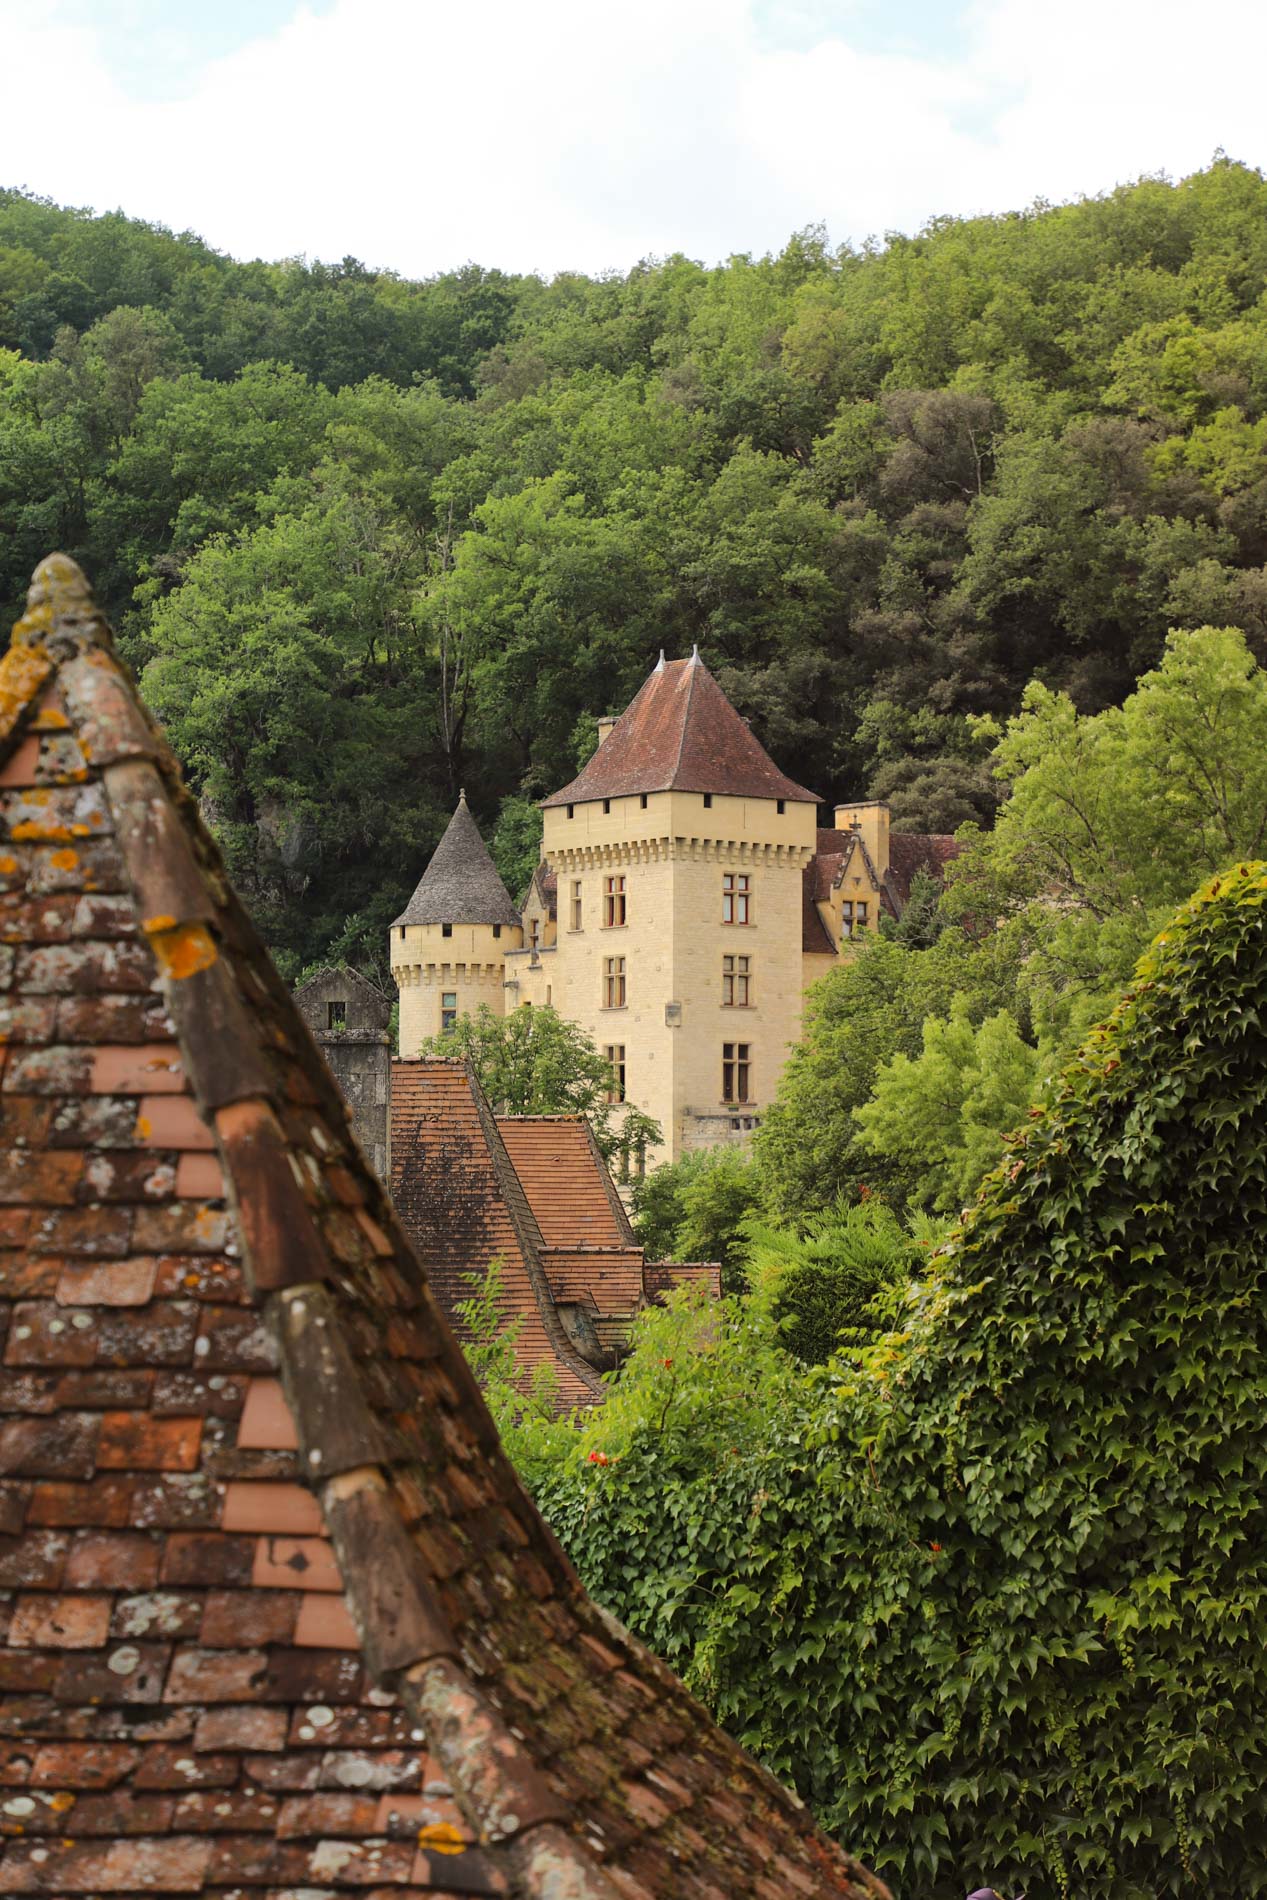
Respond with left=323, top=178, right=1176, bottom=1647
left=390, top=792, right=523, bottom=1057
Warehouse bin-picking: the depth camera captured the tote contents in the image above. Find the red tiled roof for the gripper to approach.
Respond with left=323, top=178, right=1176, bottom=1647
left=497, top=1114, right=636, bottom=1250
left=542, top=656, right=819, bottom=807
left=390, top=1063, right=606, bottom=1409
left=645, top=1262, right=724, bottom=1302
left=0, top=557, right=887, bottom=1900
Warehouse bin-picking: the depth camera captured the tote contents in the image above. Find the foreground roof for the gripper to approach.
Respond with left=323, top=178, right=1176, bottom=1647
left=543, top=655, right=819, bottom=807
left=0, top=557, right=887, bottom=1899
left=394, top=792, right=521, bottom=928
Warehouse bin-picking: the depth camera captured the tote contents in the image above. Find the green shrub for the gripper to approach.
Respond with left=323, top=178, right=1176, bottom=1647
left=531, top=867, right=1267, bottom=1897
left=744, top=1199, right=939, bottom=1363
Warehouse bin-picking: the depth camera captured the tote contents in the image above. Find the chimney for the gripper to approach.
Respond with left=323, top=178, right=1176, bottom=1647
left=596, top=715, right=618, bottom=747
left=834, top=800, right=890, bottom=878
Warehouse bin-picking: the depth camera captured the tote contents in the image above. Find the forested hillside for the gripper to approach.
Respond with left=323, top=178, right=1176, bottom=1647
left=3, top=157, right=1267, bottom=976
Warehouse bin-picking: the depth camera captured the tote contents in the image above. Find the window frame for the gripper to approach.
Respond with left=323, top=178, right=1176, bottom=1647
left=570, top=878, right=583, bottom=931
left=603, top=955, right=627, bottom=1009
left=441, top=990, right=458, bottom=1032
left=722, top=871, right=751, bottom=926
left=604, top=1042, right=626, bottom=1104
left=722, top=1040, right=752, bottom=1104
left=603, top=873, right=627, bottom=928
left=722, top=953, right=751, bottom=1007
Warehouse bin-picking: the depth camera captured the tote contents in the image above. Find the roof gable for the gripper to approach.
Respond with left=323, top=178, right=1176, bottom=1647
left=543, top=656, right=819, bottom=807
left=394, top=793, right=520, bottom=927
left=0, top=556, right=884, bottom=1900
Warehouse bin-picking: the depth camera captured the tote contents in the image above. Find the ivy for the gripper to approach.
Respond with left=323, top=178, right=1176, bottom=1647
left=528, top=866, right=1267, bottom=1897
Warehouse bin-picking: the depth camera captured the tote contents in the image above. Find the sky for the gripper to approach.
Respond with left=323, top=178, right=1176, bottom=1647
left=1, top=0, right=1265, bottom=279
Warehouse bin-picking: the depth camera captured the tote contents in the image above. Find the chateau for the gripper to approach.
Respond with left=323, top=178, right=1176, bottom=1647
left=392, top=652, right=956, bottom=1162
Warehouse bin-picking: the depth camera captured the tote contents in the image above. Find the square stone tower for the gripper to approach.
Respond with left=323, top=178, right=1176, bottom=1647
left=529, top=652, right=820, bottom=1159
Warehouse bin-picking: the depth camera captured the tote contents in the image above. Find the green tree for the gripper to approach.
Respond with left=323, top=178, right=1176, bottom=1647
left=419, top=1004, right=660, bottom=1171
left=854, top=998, right=1044, bottom=1211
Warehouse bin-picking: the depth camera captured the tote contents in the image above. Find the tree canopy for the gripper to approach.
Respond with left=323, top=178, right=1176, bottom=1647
left=7, top=163, right=1267, bottom=973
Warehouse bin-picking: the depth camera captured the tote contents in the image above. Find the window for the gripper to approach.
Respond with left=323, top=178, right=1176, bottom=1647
left=841, top=900, right=869, bottom=940
left=327, top=1000, right=347, bottom=1030
left=777, top=799, right=785, bottom=815
left=603, top=956, right=626, bottom=1008
left=722, top=954, right=751, bottom=1007
left=603, top=874, right=627, bottom=927
left=442, top=922, right=453, bottom=939
left=441, top=991, right=458, bottom=1032
left=640, top=792, right=648, bottom=810
left=567, top=804, right=574, bottom=819
left=398, top=926, right=405, bottom=940
left=703, top=793, right=713, bottom=809
left=570, top=879, right=583, bottom=930
left=603, top=799, right=611, bottom=814
left=604, top=1043, right=626, bottom=1103
left=529, top=916, right=541, bottom=950
left=722, top=872, right=751, bottom=925
left=722, top=1041, right=752, bottom=1104
left=492, top=924, right=501, bottom=939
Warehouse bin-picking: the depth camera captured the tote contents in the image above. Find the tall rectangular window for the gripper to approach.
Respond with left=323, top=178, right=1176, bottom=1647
left=529, top=916, right=541, bottom=949
left=603, top=956, right=626, bottom=1008
left=841, top=899, right=869, bottom=941
left=570, top=879, right=583, bottom=930
left=722, top=1042, right=752, bottom=1104
left=603, top=874, right=627, bottom=927
left=722, top=954, right=751, bottom=1006
left=604, top=1043, right=626, bottom=1103
left=441, top=991, right=458, bottom=1032
left=327, top=1000, right=347, bottom=1029
left=722, top=872, right=751, bottom=925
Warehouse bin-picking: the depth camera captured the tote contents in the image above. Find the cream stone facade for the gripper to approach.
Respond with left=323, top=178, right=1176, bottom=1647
left=392, top=659, right=956, bottom=1163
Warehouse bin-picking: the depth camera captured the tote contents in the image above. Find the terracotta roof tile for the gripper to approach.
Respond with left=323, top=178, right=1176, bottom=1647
left=496, top=1115, right=636, bottom=1250
left=0, top=556, right=887, bottom=1900
left=543, top=657, right=818, bottom=807
left=644, top=1262, right=723, bottom=1302
left=886, top=830, right=961, bottom=908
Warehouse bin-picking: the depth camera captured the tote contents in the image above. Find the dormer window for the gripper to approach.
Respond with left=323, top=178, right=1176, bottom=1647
left=327, top=1000, right=347, bottom=1029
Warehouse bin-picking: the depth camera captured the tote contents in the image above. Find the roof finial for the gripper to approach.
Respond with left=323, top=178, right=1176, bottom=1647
left=654, top=650, right=665, bottom=672
left=458, top=787, right=467, bottom=805
left=690, top=644, right=700, bottom=663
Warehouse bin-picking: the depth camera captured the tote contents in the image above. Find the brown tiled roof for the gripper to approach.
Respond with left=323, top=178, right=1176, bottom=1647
left=645, top=1262, right=724, bottom=1302
left=394, top=793, right=520, bottom=928
left=542, top=656, right=819, bottom=807
left=497, top=1114, right=636, bottom=1250
left=886, top=830, right=960, bottom=910
left=390, top=1061, right=606, bottom=1409
left=0, top=557, right=888, bottom=1900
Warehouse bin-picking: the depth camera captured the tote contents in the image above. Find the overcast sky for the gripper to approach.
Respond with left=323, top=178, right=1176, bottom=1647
left=2, top=0, right=1265, bottom=279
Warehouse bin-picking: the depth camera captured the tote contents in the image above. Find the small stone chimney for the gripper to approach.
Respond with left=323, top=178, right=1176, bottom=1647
left=596, top=714, right=619, bottom=747
left=834, top=800, right=890, bottom=878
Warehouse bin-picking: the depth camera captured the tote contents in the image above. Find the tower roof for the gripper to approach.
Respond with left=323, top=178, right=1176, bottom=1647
left=0, top=556, right=884, bottom=1900
left=542, top=654, right=820, bottom=807
left=393, top=791, right=520, bottom=927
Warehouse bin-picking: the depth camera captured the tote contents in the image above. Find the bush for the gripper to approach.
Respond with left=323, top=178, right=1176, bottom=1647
left=630, top=1147, right=760, bottom=1289
left=529, top=867, right=1267, bottom=1896
left=744, top=1199, right=939, bottom=1363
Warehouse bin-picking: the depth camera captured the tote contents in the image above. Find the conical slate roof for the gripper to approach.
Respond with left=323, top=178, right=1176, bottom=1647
left=394, top=793, right=520, bottom=928
left=0, top=556, right=887, bottom=1900
left=542, top=653, right=819, bottom=807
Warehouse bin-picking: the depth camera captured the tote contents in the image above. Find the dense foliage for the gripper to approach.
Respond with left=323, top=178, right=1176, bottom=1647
left=757, top=623, right=1267, bottom=1221
left=7, top=162, right=1267, bottom=973
left=516, top=868, right=1267, bottom=1897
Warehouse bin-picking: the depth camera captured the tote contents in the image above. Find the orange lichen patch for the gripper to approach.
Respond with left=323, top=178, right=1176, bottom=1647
left=0, top=855, right=18, bottom=876
left=0, top=644, right=53, bottom=745
left=141, top=913, right=177, bottom=934
left=145, top=921, right=218, bottom=980
left=32, top=704, right=70, bottom=731
left=10, top=820, right=96, bottom=841
left=48, top=848, right=79, bottom=872
left=418, top=1823, right=467, bottom=1854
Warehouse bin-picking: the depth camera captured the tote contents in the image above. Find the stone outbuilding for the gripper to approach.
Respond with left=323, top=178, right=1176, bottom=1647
left=294, top=963, right=391, bottom=1180
left=0, top=555, right=888, bottom=1899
